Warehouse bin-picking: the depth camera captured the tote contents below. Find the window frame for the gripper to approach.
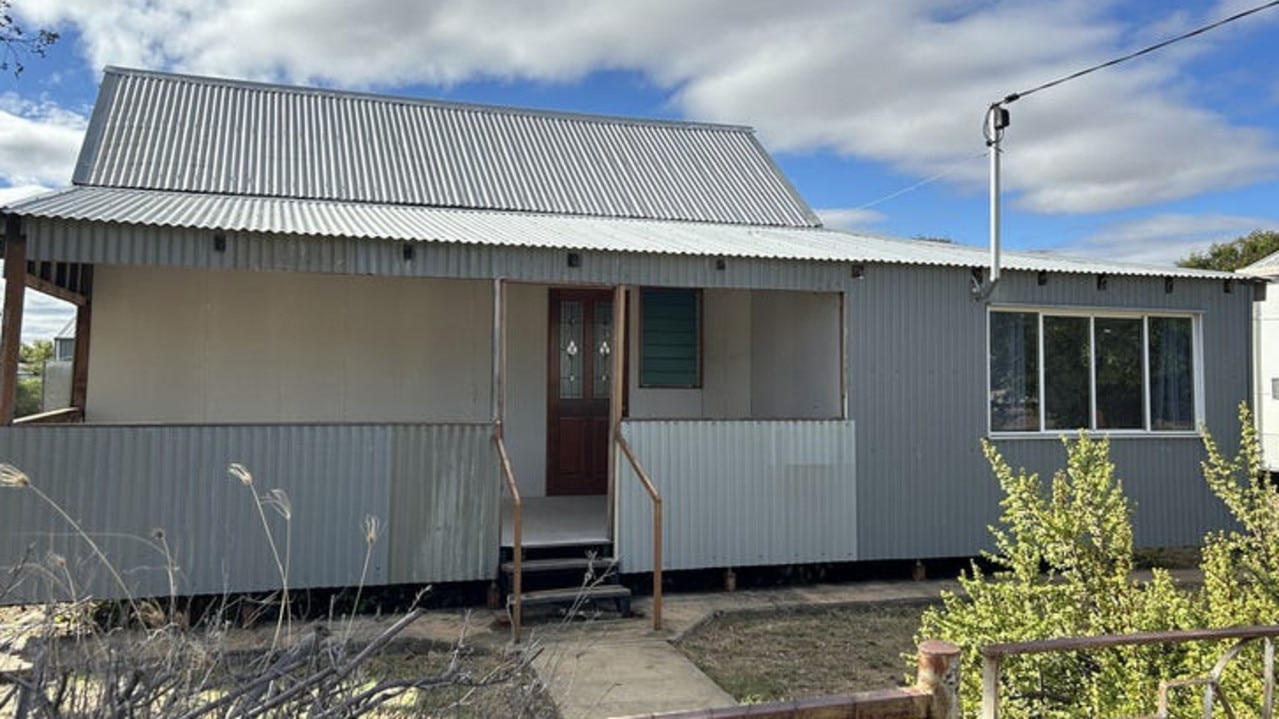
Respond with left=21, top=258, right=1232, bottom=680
left=987, top=306, right=1204, bottom=437
left=638, top=287, right=704, bottom=389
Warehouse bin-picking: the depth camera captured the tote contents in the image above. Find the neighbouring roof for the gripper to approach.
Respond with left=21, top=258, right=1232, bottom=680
left=1239, top=249, right=1279, bottom=278
left=72, top=67, right=818, bottom=227
left=6, top=185, right=1236, bottom=279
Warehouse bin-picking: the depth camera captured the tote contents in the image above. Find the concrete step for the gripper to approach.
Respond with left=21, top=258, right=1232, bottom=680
left=512, top=584, right=632, bottom=616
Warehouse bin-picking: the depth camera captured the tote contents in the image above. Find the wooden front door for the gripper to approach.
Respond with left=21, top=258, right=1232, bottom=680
left=547, top=289, right=614, bottom=495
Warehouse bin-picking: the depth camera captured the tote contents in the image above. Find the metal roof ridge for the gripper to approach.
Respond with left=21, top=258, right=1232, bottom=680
left=101, top=66, right=758, bottom=134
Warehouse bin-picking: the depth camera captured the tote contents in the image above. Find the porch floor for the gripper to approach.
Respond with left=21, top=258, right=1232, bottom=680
left=501, top=495, right=609, bottom=548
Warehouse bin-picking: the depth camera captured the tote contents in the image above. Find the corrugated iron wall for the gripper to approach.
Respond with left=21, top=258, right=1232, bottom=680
left=848, top=265, right=1248, bottom=560
left=388, top=424, right=499, bottom=583
left=617, top=420, right=856, bottom=573
left=23, top=218, right=853, bottom=292
left=0, top=423, right=497, bottom=603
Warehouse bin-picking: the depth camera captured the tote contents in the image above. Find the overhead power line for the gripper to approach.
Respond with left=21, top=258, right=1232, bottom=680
left=849, top=152, right=985, bottom=212
left=848, top=2, right=1279, bottom=215
left=998, top=0, right=1279, bottom=106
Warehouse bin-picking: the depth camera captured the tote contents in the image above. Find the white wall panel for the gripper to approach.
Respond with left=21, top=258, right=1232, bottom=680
left=87, top=267, right=493, bottom=423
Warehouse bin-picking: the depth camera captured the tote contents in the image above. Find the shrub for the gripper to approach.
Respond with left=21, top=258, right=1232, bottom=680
left=916, top=433, right=1194, bottom=718
left=1191, top=403, right=1279, bottom=715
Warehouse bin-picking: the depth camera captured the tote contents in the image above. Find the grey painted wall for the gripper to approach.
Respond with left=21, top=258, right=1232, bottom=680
left=0, top=423, right=497, bottom=603
left=618, top=419, right=856, bottom=573
left=849, top=264, right=1248, bottom=560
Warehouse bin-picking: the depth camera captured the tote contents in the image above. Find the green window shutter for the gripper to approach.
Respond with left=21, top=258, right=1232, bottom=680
left=640, top=288, right=701, bottom=388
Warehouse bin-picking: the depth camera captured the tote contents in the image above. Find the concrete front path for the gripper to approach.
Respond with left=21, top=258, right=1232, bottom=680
left=521, top=577, right=962, bottom=719
left=529, top=622, right=735, bottom=719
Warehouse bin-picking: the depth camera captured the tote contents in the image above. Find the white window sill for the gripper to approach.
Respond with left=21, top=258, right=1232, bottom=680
left=988, top=430, right=1202, bottom=441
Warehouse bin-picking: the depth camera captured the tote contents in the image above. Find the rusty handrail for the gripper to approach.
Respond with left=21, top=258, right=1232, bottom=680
left=13, top=406, right=84, bottom=424
left=616, top=432, right=661, bottom=631
left=494, top=425, right=523, bottom=642
left=981, top=625, right=1279, bottom=719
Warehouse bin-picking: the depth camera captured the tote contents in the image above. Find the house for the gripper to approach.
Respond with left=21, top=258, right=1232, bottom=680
left=1239, top=252, right=1279, bottom=471
left=0, top=68, right=1249, bottom=615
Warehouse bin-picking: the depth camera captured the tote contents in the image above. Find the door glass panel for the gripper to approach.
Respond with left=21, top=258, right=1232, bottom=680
left=560, top=300, right=583, bottom=399
left=593, top=300, right=613, bottom=399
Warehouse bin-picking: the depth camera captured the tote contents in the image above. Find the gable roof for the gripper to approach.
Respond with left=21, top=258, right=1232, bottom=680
left=73, top=67, right=819, bottom=227
left=2, top=67, right=1238, bottom=282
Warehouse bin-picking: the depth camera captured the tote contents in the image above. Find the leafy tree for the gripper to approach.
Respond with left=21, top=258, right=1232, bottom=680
left=0, top=0, right=57, bottom=76
left=14, top=374, right=39, bottom=415
left=13, top=339, right=53, bottom=416
left=18, top=338, right=52, bottom=375
left=1178, top=229, right=1279, bottom=272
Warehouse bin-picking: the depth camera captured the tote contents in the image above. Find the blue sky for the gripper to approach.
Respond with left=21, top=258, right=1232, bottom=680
left=3, top=0, right=1279, bottom=339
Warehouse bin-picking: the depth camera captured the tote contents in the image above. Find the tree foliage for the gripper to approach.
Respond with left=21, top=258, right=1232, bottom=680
left=14, top=340, right=53, bottom=416
left=19, top=338, right=52, bottom=375
left=0, top=0, right=57, bottom=76
left=1178, top=229, right=1279, bottom=272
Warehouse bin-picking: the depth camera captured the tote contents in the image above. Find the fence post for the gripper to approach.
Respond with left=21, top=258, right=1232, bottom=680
left=917, top=639, right=962, bottom=719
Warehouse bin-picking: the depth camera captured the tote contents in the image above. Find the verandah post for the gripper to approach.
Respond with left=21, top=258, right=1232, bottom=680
left=1, top=214, right=26, bottom=424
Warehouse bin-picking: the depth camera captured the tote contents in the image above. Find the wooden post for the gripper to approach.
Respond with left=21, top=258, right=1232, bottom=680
left=492, top=278, right=523, bottom=642
left=1, top=215, right=26, bottom=424
left=70, top=266, right=93, bottom=413
left=981, top=655, right=1000, bottom=719
left=608, top=284, right=624, bottom=535
left=916, top=639, right=961, bottom=719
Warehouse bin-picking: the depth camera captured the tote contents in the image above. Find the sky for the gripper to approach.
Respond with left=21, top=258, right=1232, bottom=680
left=2, top=0, right=1279, bottom=340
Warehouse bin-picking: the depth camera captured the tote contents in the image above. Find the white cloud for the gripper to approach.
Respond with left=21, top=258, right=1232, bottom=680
left=0, top=93, right=85, bottom=187
left=0, top=276, right=77, bottom=343
left=816, top=207, right=886, bottom=232
left=16, top=0, right=1279, bottom=217
left=1056, top=213, right=1279, bottom=265
left=0, top=184, right=57, bottom=205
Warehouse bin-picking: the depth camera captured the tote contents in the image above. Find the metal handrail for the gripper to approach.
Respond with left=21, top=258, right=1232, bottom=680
left=494, top=424, right=523, bottom=642
left=616, top=432, right=661, bottom=631
left=981, top=624, right=1279, bottom=719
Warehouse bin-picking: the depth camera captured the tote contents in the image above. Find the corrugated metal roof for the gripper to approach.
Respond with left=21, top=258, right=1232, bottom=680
left=4, top=185, right=1235, bottom=279
left=73, top=67, right=818, bottom=227
left=1239, top=249, right=1279, bottom=277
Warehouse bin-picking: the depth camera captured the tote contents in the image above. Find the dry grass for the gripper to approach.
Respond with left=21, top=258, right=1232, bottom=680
left=0, top=461, right=560, bottom=718
left=1, top=604, right=558, bottom=718
left=676, top=600, right=936, bottom=703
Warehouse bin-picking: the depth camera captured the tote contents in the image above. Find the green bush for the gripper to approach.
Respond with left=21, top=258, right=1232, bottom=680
left=916, top=434, right=1193, bottom=718
left=1191, top=404, right=1279, bottom=715
left=919, top=406, right=1279, bottom=717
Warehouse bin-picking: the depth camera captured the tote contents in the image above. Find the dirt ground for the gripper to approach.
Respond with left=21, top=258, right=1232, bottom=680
left=676, top=600, right=936, bottom=703
left=674, top=548, right=1201, bottom=704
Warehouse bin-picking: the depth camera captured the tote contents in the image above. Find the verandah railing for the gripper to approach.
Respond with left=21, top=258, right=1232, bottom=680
left=616, top=433, right=662, bottom=631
